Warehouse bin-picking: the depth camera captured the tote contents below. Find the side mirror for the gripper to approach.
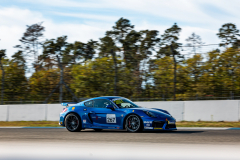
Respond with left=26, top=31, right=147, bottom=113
left=106, top=105, right=114, bottom=110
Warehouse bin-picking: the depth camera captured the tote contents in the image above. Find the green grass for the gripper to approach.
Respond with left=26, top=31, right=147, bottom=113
left=0, top=121, right=60, bottom=127
left=0, top=121, right=240, bottom=127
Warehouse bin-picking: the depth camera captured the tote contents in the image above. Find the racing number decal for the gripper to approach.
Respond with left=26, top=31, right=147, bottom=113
left=106, top=114, right=116, bottom=123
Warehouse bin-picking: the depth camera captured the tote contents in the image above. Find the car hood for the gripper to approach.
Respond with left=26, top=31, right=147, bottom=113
left=127, top=107, right=175, bottom=120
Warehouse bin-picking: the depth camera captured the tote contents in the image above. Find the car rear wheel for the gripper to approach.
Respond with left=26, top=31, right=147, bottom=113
left=65, top=113, right=82, bottom=132
left=125, top=115, right=142, bottom=132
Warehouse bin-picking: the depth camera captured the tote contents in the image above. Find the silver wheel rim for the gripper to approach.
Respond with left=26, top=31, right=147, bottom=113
left=126, top=115, right=140, bottom=132
left=66, top=114, right=79, bottom=131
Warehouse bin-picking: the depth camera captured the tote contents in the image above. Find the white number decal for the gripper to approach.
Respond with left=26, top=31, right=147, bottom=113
left=106, top=114, right=116, bottom=123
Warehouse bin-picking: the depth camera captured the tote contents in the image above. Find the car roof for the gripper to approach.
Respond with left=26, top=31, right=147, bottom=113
left=84, top=96, right=124, bottom=101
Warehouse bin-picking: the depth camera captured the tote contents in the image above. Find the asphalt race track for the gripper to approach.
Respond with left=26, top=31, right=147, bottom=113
left=0, top=128, right=240, bottom=160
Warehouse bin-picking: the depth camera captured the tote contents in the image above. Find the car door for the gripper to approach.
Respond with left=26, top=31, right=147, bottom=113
left=90, top=99, right=123, bottom=128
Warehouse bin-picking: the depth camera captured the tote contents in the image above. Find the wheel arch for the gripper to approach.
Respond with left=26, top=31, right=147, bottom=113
left=122, top=113, right=143, bottom=129
left=63, top=111, right=81, bottom=126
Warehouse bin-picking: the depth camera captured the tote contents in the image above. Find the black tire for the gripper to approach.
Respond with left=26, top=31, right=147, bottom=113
left=65, top=113, right=82, bottom=132
left=94, top=129, right=102, bottom=132
left=125, top=114, right=142, bottom=132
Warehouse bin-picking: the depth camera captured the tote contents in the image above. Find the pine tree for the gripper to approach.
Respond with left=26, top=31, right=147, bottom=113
left=15, top=22, right=45, bottom=68
left=217, top=23, right=240, bottom=48
left=158, top=23, right=182, bottom=100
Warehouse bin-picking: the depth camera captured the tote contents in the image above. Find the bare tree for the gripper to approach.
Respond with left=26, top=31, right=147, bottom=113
left=186, top=33, right=204, bottom=55
left=15, top=22, right=45, bottom=66
left=186, top=33, right=204, bottom=99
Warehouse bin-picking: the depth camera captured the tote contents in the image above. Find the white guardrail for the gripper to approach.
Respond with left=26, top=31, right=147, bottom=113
left=0, top=100, right=240, bottom=122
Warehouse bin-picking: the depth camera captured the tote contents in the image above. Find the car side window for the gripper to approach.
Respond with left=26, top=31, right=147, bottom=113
left=84, top=101, right=93, bottom=107
left=93, top=99, right=112, bottom=108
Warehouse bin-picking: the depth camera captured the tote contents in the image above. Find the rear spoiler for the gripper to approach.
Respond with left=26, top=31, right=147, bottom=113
left=61, top=102, right=77, bottom=108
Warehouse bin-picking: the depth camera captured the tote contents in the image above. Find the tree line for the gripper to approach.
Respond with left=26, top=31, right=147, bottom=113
left=1, top=18, right=240, bottom=103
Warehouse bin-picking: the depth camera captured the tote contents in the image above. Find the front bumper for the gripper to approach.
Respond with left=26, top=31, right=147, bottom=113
left=59, top=122, right=65, bottom=126
left=143, top=120, right=177, bottom=130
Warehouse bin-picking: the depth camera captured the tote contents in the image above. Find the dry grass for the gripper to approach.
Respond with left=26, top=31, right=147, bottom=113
left=176, top=121, right=240, bottom=127
left=0, top=121, right=60, bottom=127
left=0, top=121, right=240, bottom=128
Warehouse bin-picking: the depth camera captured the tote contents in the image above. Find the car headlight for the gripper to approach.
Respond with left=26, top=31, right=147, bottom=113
left=143, top=111, right=157, bottom=118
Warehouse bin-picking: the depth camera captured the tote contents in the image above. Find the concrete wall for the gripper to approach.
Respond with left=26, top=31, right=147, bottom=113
left=8, top=104, right=47, bottom=121
left=239, top=102, right=240, bottom=121
left=0, top=105, right=8, bottom=121
left=46, top=104, right=63, bottom=121
left=0, top=100, right=240, bottom=121
left=184, top=100, right=239, bottom=121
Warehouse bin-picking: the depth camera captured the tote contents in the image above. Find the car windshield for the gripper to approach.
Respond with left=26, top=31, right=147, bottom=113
left=111, top=98, right=140, bottom=108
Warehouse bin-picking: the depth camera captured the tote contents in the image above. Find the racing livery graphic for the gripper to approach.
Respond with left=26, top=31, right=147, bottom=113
left=59, top=96, right=177, bottom=132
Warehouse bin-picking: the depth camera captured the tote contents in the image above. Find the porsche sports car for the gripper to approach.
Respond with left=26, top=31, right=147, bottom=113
left=59, top=96, right=177, bottom=132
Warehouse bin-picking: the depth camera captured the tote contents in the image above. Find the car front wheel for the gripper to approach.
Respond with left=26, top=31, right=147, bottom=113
left=125, top=115, right=142, bottom=132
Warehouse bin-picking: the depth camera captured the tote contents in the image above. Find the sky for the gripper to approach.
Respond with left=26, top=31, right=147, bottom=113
left=1, top=0, right=240, bottom=58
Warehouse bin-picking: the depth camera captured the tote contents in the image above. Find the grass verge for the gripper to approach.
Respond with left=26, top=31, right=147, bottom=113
left=176, top=121, right=240, bottom=127
left=0, top=121, right=60, bottom=127
left=0, top=121, right=240, bottom=127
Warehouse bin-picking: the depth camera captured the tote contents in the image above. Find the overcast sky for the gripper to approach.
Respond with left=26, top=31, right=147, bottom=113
left=1, top=0, right=240, bottom=57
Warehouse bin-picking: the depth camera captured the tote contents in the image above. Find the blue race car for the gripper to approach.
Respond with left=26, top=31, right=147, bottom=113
left=59, top=96, right=177, bottom=132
